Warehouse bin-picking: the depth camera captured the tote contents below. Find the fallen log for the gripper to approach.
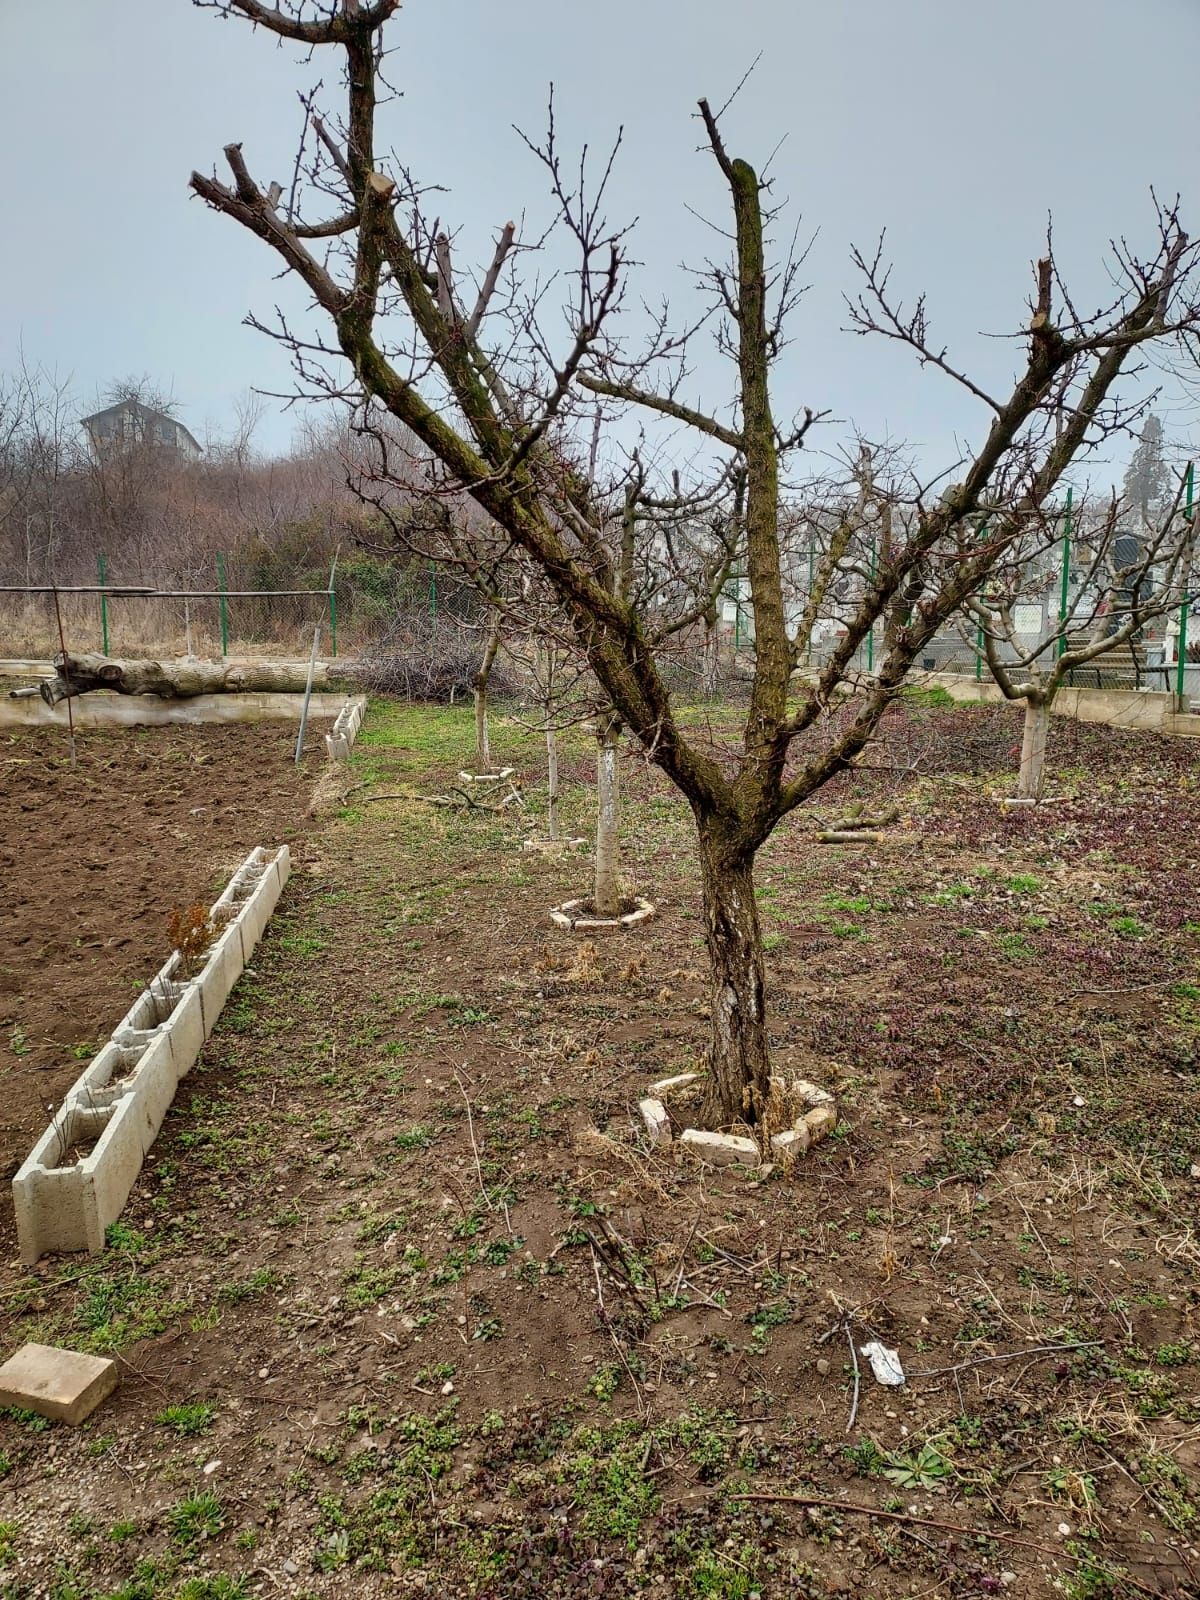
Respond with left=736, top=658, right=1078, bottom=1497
left=32, top=652, right=356, bottom=706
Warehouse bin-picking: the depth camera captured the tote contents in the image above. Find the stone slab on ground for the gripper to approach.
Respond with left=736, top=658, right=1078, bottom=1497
left=638, top=1097, right=672, bottom=1145
left=0, top=1343, right=118, bottom=1424
left=770, top=1125, right=810, bottom=1159
left=802, top=1103, right=838, bottom=1142
left=648, top=1071, right=700, bottom=1097
left=679, top=1129, right=760, bottom=1167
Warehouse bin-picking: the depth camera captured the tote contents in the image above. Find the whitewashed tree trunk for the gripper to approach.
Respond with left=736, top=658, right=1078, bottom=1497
left=1017, top=697, right=1051, bottom=800
left=474, top=684, right=491, bottom=770
left=593, top=721, right=622, bottom=916
left=471, top=617, right=501, bottom=771
left=546, top=723, right=559, bottom=840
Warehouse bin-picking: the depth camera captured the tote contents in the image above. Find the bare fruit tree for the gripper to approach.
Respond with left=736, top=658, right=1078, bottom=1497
left=190, top=0, right=1200, bottom=1127
left=966, top=478, right=1195, bottom=799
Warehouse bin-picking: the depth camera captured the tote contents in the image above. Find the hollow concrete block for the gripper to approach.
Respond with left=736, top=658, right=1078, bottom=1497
left=195, top=922, right=246, bottom=1038
left=13, top=844, right=290, bottom=1262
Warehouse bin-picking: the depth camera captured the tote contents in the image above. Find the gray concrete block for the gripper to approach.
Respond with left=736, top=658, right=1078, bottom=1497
left=194, top=922, right=246, bottom=1038
left=13, top=1095, right=143, bottom=1260
left=325, top=696, right=367, bottom=761
left=0, top=1343, right=118, bottom=1425
left=13, top=845, right=289, bottom=1263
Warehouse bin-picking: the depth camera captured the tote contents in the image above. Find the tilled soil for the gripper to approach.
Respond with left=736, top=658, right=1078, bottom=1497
left=0, top=723, right=317, bottom=1203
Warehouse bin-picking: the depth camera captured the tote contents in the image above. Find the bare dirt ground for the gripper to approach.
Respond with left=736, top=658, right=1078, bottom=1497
left=0, top=724, right=318, bottom=1197
left=1, top=696, right=1198, bottom=1600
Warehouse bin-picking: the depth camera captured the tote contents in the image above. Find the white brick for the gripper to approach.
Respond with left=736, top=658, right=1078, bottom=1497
left=770, top=1124, right=810, bottom=1159
left=0, top=1344, right=117, bottom=1425
left=790, top=1078, right=835, bottom=1107
left=802, top=1103, right=838, bottom=1143
left=638, top=1098, right=672, bottom=1145
left=679, top=1129, right=761, bottom=1167
left=648, top=1072, right=700, bottom=1097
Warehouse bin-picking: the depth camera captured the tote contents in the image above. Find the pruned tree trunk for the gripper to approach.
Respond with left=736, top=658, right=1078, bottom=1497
left=702, top=603, right=721, bottom=699
left=697, top=826, right=771, bottom=1126
left=1017, top=696, right=1052, bottom=799
left=546, top=724, right=559, bottom=840
left=593, top=717, right=622, bottom=916
left=474, top=686, right=491, bottom=769
left=37, top=652, right=350, bottom=705
left=471, top=618, right=502, bottom=770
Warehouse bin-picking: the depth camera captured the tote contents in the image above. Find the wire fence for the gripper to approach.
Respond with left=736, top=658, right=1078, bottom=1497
left=0, top=583, right=337, bottom=661
left=1, top=551, right=489, bottom=669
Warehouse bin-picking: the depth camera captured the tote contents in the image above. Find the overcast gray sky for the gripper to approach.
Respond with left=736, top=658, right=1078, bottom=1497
left=2, top=0, right=1198, bottom=478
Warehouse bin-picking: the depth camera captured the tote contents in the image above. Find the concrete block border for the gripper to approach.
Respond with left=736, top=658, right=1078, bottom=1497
left=325, top=695, right=367, bottom=761
left=12, top=845, right=290, bottom=1264
left=549, top=895, right=656, bottom=932
left=638, top=1072, right=837, bottom=1168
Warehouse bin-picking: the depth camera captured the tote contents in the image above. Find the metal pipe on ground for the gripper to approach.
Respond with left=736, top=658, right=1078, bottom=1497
left=295, top=624, right=321, bottom=765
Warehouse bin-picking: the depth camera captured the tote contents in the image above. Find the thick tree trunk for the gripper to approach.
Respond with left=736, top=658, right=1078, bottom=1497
left=593, top=720, right=622, bottom=917
left=546, top=723, right=559, bottom=840
left=697, top=826, right=772, bottom=1127
left=38, top=652, right=349, bottom=705
left=1017, top=696, right=1051, bottom=799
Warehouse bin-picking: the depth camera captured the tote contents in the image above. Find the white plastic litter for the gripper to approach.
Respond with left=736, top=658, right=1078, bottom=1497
left=860, top=1341, right=905, bottom=1386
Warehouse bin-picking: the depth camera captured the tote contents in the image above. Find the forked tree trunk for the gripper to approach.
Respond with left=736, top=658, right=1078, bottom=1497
left=697, top=826, right=772, bottom=1126
left=1017, top=696, right=1051, bottom=800
left=546, top=723, right=559, bottom=840
left=593, top=719, right=622, bottom=917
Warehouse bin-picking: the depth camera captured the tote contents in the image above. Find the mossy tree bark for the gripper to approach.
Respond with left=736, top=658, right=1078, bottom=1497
left=190, top=0, right=1194, bottom=1121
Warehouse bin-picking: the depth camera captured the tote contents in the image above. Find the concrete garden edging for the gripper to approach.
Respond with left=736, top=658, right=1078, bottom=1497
left=638, top=1072, right=838, bottom=1168
left=12, top=846, right=290, bottom=1264
left=549, top=896, right=656, bottom=932
left=325, top=695, right=367, bottom=761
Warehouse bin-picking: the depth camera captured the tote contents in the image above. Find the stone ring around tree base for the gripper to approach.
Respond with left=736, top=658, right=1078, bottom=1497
left=548, top=896, right=655, bottom=931
left=638, top=1071, right=838, bottom=1167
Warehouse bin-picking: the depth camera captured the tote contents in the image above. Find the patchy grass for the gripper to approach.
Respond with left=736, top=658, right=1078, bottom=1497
left=2, top=697, right=1199, bottom=1598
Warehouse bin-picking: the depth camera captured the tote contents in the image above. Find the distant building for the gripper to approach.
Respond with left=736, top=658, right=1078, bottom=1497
left=82, top=399, right=203, bottom=460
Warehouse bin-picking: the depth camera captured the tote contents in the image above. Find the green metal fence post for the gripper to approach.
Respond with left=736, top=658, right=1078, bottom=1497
left=1056, top=487, right=1073, bottom=660
left=97, top=553, right=109, bottom=655
left=216, top=552, right=229, bottom=658
left=1177, top=463, right=1195, bottom=702
left=428, top=560, right=438, bottom=619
